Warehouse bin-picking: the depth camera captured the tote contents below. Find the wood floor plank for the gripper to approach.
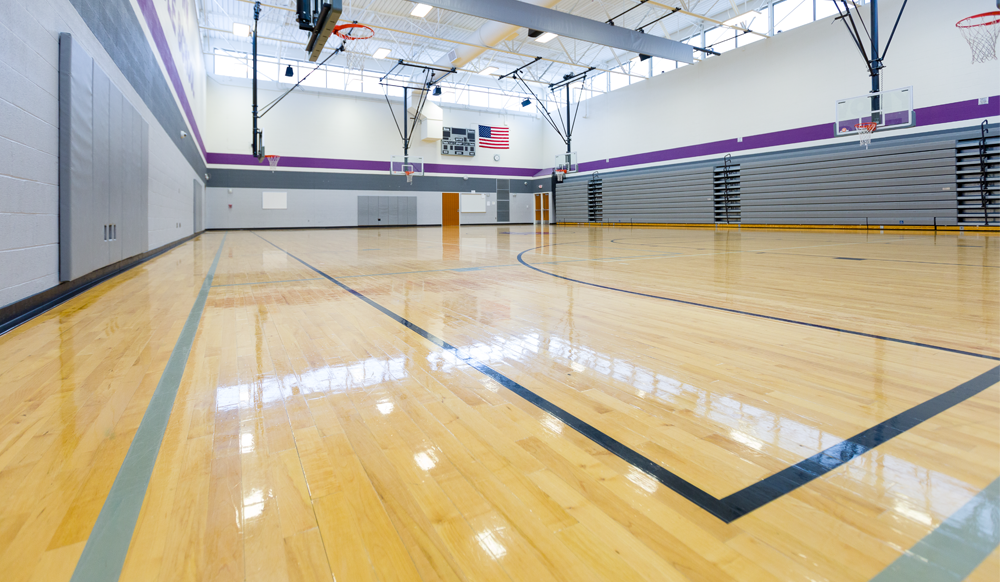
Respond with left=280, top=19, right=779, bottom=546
left=1, top=228, right=995, bottom=582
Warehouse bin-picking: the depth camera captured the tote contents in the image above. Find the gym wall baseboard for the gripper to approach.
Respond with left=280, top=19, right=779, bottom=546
left=0, top=231, right=205, bottom=337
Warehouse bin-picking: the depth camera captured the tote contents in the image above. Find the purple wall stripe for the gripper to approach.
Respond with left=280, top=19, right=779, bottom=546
left=135, top=0, right=207, bottom=157
left=208, top=95, right=999, bottom=177
left=577, top=96, right=999, bottom=174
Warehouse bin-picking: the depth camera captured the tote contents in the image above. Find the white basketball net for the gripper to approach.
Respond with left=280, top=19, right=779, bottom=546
left=957, top=13, right=1000, bottom=63
left=856, top=124, right=876, bottom=149
left=344, top=37, right=371, bottom=80
left=266, top=155, right=280, bottom=172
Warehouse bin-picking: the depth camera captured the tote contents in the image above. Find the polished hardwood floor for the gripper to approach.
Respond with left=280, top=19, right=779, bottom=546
left=0, top=225, right=997, bottom=582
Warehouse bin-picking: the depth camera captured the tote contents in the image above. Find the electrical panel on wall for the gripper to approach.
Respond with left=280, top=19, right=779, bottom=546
left=442, top=127, right=476, bottom=156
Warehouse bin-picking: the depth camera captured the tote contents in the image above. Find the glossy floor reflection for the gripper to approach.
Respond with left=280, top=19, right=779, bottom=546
left=0, top=226, right=997, bottom=582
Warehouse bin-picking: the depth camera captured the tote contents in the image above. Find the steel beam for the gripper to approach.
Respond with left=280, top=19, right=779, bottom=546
left=411, top=0, right=694, bottom=63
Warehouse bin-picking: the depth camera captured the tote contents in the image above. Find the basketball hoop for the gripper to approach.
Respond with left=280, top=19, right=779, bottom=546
left=405, top=170, right=414, bottom=184
left=957, top=12, right=1000, bottom=63
left=334, top=23, right=375, bottom=78
left=555, top=169, right=567, bottom=183
left=855, top=122, right=877, bottom=149
left=264, top=154, right=280, bottom=172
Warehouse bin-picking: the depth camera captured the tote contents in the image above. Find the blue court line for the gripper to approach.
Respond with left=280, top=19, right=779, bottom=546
left=212, top=277, right=323, bottom=287
left=334, top=253, right=682, bottom=280
left=532, top=251, right=681, bottom=265
left=252, top=231, right=1000, bottom=524
left=517, top=243, right=1000, bottom=362
left=869, top=477, right=999, bottom=581
left=69, top=234, right=226, bottom=582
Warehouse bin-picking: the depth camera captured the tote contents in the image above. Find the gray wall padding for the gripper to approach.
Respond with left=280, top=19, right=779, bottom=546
left=59, top=34, right=149, bottom=281
left=68, top=0, right=205, bottom=176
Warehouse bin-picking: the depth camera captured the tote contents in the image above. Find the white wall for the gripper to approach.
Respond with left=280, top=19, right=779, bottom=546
left=542, top=0, right=1000, bottom=169
left=207, top=188, right=442, bottom=229
left=205, top=77, right=547, bottom=174
left=0, top=0, right=203, bottom=308
left=205, top=187, right=536, bottom=229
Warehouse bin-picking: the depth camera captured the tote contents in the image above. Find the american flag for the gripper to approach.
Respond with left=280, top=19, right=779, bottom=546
left=478, top=125, right=509, bottom=149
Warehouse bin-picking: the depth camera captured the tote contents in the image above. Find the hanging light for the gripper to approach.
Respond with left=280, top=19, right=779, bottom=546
left=521, top=98, right=531, bottom=107
left=284, top=65, right=294, bottom=77
left=433, top=86, right=442, bottom=96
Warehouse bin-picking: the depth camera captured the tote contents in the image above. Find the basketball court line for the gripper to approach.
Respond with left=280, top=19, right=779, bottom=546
left=721, top=249, right=1000, bottom=269
left=870, top=477, right=1000, bottom=582
left=212, top=277, right=324, bottom=287
left=69, top=235, right=227, bottom=582
left=251, top=231, right=1000, bottom=523
left=516, top=243, right=1000, bottom=362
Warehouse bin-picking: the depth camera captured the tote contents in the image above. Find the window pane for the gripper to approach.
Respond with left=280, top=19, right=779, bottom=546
left=816, top=0, right=841, bottom=20
left=326, top=66, right=344, bottom=90
left=609, top=71, right=629, bottom=91
left=774, top=0, right=812, bottom=33
left=345, top=75, right=364, bottom=93
left=258, top=56, right=279, bottom=82
left=299, top=63, right=326, bottom=87
left=215, top=50, right=249, bottom=78
left=467, top=90, right=486, bottom=108
left=651, top=57, right=674, bottom=75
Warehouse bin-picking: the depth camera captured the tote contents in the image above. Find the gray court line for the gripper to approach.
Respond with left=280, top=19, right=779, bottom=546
left=869, top=477, right=1000, bottom=582
left=69, top=234, right=227, bottom=582
left=212, top=277, right=323, bottom=287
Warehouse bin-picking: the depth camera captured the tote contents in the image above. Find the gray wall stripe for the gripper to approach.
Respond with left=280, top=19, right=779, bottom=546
left=205, top=168, right=549, bottom=193
left=68, top=0, right=206, bottom=176
left=69, top=234, right=226, bottom=582
left=870, top=477, right=1000, bottom=582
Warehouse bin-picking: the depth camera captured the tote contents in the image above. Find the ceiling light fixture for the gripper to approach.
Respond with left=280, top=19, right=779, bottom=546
left=410, top=3, right=433, bottom=18
left=536, top=32, right=558, bottom=43
left=433, top=86, right=442, bottom=96
left=285, top=65, right=294, bottom=77
left=521, top=98, right=531, bottom=107
left=480, top=66, right=498, bottom=76
left=372, top=47, right=391, bottom=59
left=232, top=23, right=251, bottom=37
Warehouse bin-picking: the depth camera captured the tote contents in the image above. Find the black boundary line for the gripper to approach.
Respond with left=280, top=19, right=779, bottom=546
left=0, top=232, right=204, bottom=337
left=516, top=244, right=1000, bottom=362
left=253, top=231, right=1000, bottom=523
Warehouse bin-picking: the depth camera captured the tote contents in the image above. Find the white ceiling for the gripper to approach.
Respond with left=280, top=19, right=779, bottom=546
left=197, top=0, right=771, bottom=88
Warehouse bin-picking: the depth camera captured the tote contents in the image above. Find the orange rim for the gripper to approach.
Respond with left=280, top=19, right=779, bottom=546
left=855, top=122, right=877, bottom=132
left=334, top=23, right=375, bottom=40
left=956, top=11, right=1000, bottom=28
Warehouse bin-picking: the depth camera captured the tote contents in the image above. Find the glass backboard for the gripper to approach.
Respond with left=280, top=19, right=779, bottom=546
left=835, top=87, right=914, bottom=135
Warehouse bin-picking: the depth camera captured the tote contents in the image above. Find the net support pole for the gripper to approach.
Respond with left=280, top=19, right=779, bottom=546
left=402, top=87, right=411, bottom=161
left=252, top=1, right=262, bottom=158
left=566, top=82, right=572, bottom=154
left=870, top=0, right=881, bottom=123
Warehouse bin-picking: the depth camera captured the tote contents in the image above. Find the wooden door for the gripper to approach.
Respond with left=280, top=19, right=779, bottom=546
left=534, top=193, right=550, bottom=222
left=442, top=193, right=460, bottom=226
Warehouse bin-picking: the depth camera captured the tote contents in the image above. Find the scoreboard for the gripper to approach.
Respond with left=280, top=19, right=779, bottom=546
left=441, top=127, right=476, bottom=157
